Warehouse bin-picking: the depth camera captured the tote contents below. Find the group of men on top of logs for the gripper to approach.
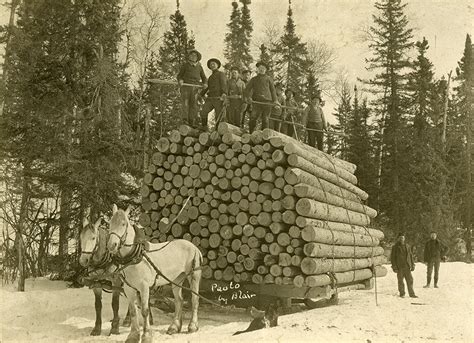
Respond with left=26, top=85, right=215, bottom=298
left=176, top=49, right=327, bottom=151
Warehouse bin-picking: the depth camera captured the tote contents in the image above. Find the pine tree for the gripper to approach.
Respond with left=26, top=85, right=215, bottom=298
left=158, top=2, right=195, bottom=78
left=364, top=0, right=414, bottom=231
left=258, top=43, right=274, bottom=77
left=239, top=0, right=253, bottom=68
left=272, top=0, right=312, bottom=95
left=451, top=34, right=473, bottom=259
left=224, top=1, right=242, bottom=69
left=0, top=0, right=129, bottom=285
left=407, top=37, right=435, bottom=134
left=150, top=2, right=196, bottom=138
left=224, top=0, right=253, bottom=70
left=333, top=85, right=352, bottom=159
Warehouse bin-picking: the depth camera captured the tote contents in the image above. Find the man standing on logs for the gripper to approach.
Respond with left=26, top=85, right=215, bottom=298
left=391, top=233, right=418, bottom=298
left=423, top=231, right=448, bottom=288
left=227, top=66, right=246, bottom=127
left=303, top=94, right=327, bottom=151
left=240, top=69, right=252, bottom=127
left=282, top=88, right=299, bottom=138
left=244, top=61, right=280, bottom=133
left=270, top=83, right=286, bottom=132
left=177, top=49, right=207, bottom=126
left=199, top=58, right=228, bottom=129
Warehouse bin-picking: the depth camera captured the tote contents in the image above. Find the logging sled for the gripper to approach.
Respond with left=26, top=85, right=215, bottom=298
left=138, top=123, right=387, bottom=309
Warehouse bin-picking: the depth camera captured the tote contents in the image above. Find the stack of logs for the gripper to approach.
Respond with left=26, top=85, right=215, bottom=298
left=139, top=123, right=387, bottom=289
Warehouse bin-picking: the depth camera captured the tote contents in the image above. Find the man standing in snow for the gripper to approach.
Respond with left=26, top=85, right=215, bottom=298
left=391, top=233, right=418, bottom=298
left=423, top=232, right=448, bottom=288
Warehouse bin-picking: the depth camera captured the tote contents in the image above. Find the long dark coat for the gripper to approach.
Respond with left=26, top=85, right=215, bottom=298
left=391, top=242, right=415, bottom=271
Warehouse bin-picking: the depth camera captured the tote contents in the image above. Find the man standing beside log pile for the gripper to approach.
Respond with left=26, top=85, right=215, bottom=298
left=391, top=233, right=418, bottom=298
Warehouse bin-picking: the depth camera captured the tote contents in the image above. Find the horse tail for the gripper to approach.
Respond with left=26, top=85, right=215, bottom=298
left=193, top=248, right=203, bottom=271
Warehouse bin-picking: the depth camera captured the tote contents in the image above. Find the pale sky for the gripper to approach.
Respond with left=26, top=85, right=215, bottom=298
left=1, top=0, right=472, bottom=120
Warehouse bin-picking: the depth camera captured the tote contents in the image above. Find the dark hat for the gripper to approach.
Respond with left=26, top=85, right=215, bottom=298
left=242, top=69, right=251, bottom=74
left=398, top=232, right=406, bottom=238
left=310, top=93, right=323, bottom=102
left=230, top=66, right=240, bottom=72
left=256, top=61, right=269, bottom=70
left=207, top=58, right=221, bottom=69
left=275, top=83, right=284, bottom=90
left=188, top=49, right=202, bottom=61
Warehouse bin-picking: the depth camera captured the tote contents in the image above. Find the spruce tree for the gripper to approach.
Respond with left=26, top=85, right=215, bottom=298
left=272, top=0, right=312, bottom=95
left=333, top=86, right=352, bottom=159
left=345, top=91, right=377, bottom=207
left=258, top=43, right=274, bottom=77
left=451, top=34, right=473, bottom=258
left=150, top=2, right=196, bottom=137
left=224, top=1, right=242, bottom=69
left=364, top=0, right=414, bottom=231
left=239, top=0, right=253, bottom=68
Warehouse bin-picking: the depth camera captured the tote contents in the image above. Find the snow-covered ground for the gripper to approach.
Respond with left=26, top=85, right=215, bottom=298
left=1, top=262, right=473, bottom=343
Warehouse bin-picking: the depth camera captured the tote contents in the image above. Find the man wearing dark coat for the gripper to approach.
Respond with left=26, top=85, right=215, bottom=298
left=423, top=231, right=448, bottom=288
left=199, top=58, right=228, bottom=129
left=244, top=61, right=280, bottom=133
left=391, top=233, right=418, bottom=298
left=177, top=49, right=207, bottom=126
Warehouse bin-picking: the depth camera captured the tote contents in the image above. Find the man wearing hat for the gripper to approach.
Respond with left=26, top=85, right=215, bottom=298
left=177, top=49, right=207, bottom=126
left=227, top=66, right=246, bottom=127
left=391, top=233, right=418, bottom=298
left=199, top=58, right=228, bottom=129
left=240, top=69, right=252, bottom=127
left=244, top=62, right=279, bottom=133
left=282, top=88, right=300, bottom=138
left=303, top=94, right=327, bottom=150
left=270, top=83, right=286, bottom=132
left=423, top=231, right=448, bottom=288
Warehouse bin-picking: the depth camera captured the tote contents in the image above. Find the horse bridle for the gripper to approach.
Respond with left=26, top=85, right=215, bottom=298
left=81, top=226, right=112, bottom=270
left=109, top=219, right=134, bottom=251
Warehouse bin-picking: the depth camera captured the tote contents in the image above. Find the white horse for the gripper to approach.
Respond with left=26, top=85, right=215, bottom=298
left=79, top=214, right=126, bottom=335
left=107, top=204, right=202, bottom=343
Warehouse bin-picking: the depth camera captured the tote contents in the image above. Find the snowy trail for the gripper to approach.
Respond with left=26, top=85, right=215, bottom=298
left=1, top=262, right=473, bottom=342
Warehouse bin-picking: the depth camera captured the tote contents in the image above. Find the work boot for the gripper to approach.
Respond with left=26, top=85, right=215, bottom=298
left=399, top=294, right=405, bottom=298
left=434, top=284, right=438, bottom=288
left=423, top=284, right=430, bottom=288
left=410, top=294, right=418, bottom=298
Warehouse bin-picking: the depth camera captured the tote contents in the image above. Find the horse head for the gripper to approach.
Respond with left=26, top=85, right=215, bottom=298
left=79, top=211, right=103, bottom=267
left=107, top=204, right=133, bottom=254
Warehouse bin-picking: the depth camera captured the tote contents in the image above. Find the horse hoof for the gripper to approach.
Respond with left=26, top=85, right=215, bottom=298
left=90, top=327, right=101, bottom=336
left=188, top=323, right=199, bottom=333
left=122, top=317, right=131, bottom=327
left=125, top=331, right=140, bottom=343
left=166, top=324, right=180, bottom=335
left=109, top=327, right=120, bottom=335
left=142, top=331, right=153, bottom=343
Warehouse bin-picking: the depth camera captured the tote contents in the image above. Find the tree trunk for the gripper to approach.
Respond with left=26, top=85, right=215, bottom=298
left=16, top=164, right=31, bottom=291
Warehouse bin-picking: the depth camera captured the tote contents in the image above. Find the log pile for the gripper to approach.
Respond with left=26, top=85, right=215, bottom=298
left=139, top=124, right=387, bottom=289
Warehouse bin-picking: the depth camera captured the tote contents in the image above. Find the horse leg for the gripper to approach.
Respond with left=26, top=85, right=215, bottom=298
left=139, top=286, right=153, bottom=343
left=90, top=288, right=102, bottom=336
left=188, top=269, right=202, bottom=333
left=109, top=287, right=120, bottom=335
left=148, top=296, right=154, bottom=325
left=123, top=308, right=131, bottom=327
left=167, top=281, right=184, bottom=335
left=123, top=285, right=141, bottom=343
